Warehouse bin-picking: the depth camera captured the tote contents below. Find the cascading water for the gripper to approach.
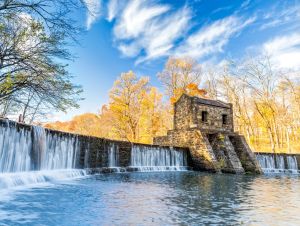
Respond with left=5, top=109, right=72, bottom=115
left=0, top=121, right=32, bottom=173
left=256, top=154, right=299, bottom=174
left=276, top=155, right=285, bottom=170
left=0, top=121, right=86, bottom=189
left=130, top=145, right=188, bottom=171
left=108, top=143, right=119, bottom=167
left=287, top=156, right=299, bottom=171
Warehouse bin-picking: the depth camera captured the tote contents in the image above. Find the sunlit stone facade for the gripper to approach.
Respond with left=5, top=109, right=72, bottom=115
left=154, top=94, right=262, bottom=174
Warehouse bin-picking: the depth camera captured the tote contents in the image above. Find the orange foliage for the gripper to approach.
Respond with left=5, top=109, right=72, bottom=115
left=170, top=83, right=207, bottom=104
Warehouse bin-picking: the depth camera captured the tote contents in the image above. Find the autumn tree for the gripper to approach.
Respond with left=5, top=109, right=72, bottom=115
left=205, top=56, right=300, bottom=153
left=138, top=87, right=172, bottom=143
left=158, top=57, right=203, bottom=102
left=45, top=55, right=300, bottom=153
left=109, top=71, right=149, bottom=142
left=46, top=71, right=171, bottom=144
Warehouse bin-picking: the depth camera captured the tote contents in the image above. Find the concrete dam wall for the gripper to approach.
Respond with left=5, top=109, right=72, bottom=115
left=1, top=118, right=299, bottom=181
left=0, top=119, right=191, bottom=175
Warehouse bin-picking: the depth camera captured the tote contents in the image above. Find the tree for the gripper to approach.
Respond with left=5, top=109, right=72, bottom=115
left=205, top=55, right=300, bottom=153
left=0, top=1, right=83, bottom=122
left=158, top=57, right=203, bottom=102
left=109, top=71, right=149, bottom=142
left=139, top=87, right=172, bottom=143
left=0, top=0, right=83, bottom=39
left=46, top=72, right=171, bottom=144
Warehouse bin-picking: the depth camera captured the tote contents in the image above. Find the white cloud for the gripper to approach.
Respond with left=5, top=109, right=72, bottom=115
left=118, top=42, right=141, bottom=57
left=104, top=1, right=255, bottom=64
left=240, top=0, right=251, bottom=9
left=174, top=16, right=255, bottom=59
left=260, top=5, right=300, bottom=30
left=84, top=0, right=101, bottom=30
left=135, top=7, right=191, bottom=64
left=263, top=33, right=300, bottom=68
left=111, top=1, right=191, bottom=64
left=107, top=0, right=120, bottom=22
left=113, top=0, right=170, bottom=40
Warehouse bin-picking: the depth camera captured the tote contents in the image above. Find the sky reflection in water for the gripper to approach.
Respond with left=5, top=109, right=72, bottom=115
left=0, top=172, right=299, bottom=225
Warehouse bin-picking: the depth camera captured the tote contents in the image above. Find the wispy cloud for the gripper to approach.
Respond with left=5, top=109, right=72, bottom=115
left=174, top=16, right=255, bottom=59
left=83, top=0, right=300, bottom=68
left=107, top=0, right=122, bottom=22
left=135, top=7, right=191, bottom=64
left=260, top=5, right=300, bottom=30
left=212, top=6, right=232, bottom=14
left=84, top=0, right=101, bottom=30
left=113, top=0, right=170, bottom=40
left=240, top=0, right=251, bottom=10
left=83, top=1, right=258, bottom=64
left=263, top=32, right=300, bottom=68
left=111, top=1, right=191, bottom=64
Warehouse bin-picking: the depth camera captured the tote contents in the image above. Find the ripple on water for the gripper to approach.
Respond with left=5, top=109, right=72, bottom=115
left=0, top=172, right=299, bottom=226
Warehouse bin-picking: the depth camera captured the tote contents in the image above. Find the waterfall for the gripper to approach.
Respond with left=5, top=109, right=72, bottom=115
left=84, top=143, right=90, bottom=169
left=130, top=145, right=188, bottom=171
left=108, top=143, right=119, bottom=167
left=256, top=154, right=299, bottom=174
left=287, top=156, right=298, bottom=170
left=32, top=126, right=80, bottom=170
left=276, top=155, right=285, bottom=170
left=0, top=121, right=85, bottom=189
left=0, top=121, right=32, bottom=173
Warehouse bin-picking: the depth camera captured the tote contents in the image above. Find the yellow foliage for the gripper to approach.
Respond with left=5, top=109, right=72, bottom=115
left=46, top=56, right=300, bottom=153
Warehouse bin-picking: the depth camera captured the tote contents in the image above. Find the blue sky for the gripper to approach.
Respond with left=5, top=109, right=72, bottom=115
left=56, top=0, right=300, bottom=121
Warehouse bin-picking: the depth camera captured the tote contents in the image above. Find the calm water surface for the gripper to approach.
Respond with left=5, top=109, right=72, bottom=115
left=0, top=171, right=299, bottom=226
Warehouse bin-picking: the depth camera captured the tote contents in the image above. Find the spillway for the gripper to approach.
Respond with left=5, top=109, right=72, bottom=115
left=129, top=145, right=188, bottom=171
left=0, top=121, right=86, bottom=189
left=256, top=153, right=299, bottom=174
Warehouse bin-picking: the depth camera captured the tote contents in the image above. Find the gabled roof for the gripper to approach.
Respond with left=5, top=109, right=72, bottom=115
left=176, top=94, right=231, bottom=109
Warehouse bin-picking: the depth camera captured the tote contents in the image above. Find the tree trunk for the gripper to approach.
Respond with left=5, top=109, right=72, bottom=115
left=268, top=127, right=275, bottom=153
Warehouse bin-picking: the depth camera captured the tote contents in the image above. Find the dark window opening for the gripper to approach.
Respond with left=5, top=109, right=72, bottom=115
left=222, top=114, right=228, bottom=125
left=202, top=111, right=208, bottom=122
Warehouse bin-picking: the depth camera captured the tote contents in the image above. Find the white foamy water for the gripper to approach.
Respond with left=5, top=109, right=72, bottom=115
left=130, top=145, right=188, bottom=172
left=108, top=143, right=119, bottom=167
left=0, top=121, right=85, bottom=189
left=256, top=154, right=299, bottom=174
left=128, top=166, right=189, bottom=172
left=0, top=121, right=32, bottom=173
left=0, top=169, right=87, bottom=189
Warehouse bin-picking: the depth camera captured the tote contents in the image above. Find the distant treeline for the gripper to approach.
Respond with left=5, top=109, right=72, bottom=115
left=46, top=57, right=300, bottom=154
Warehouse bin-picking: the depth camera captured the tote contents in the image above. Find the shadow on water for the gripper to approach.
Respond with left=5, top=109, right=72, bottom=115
left=0, top=172, right=299, bottom=225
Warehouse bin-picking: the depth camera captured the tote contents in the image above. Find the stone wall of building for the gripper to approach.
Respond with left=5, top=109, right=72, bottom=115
left=154, top=129, right=262, bottom=174
left=155, top=128, right=220, bottom=172
left=192, top=103, right=233, bottom=132
left=174, top=94, right=193, bottom=130
left=208, top=133, right=244, bottom=173
left=174, top=94, right=234, bottom=132
left=229, top=136, right=262, bottom=174
left=154, top=94, right=262, bottom=174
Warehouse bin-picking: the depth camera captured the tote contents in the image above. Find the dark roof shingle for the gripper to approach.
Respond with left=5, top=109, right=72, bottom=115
left=192, top=96, right=231, bottom=108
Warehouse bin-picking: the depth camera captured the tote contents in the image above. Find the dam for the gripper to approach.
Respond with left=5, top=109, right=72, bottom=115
left=0, top=119, right=190, bottom=189
left=0, top=119, right=299, bottom=225
left=1, top=95, right=300, bottom=190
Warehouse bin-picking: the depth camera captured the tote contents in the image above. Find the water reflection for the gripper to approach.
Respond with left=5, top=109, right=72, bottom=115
left=0, top=172, right=299, bottom=225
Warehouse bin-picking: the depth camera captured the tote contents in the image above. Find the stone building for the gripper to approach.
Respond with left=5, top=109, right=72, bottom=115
left=154, top=94, right=262, bottom=174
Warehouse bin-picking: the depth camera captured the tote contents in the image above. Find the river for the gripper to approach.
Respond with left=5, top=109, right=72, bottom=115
left=0, top=171, right=299, bottom=225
